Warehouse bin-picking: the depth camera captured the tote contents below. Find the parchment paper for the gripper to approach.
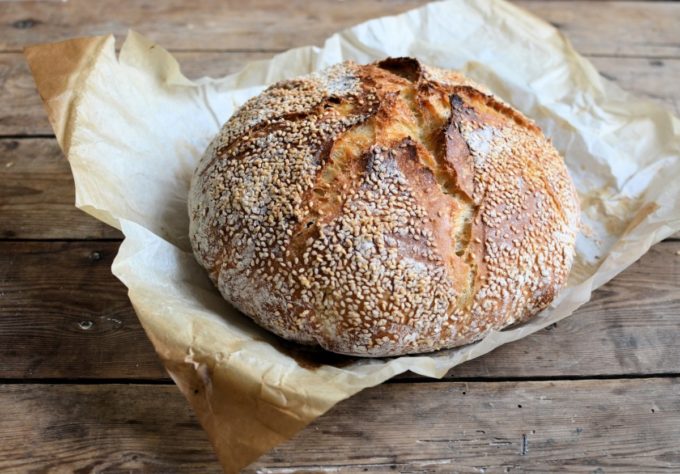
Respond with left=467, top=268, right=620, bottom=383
left=25, top=0, right=680, bottom=471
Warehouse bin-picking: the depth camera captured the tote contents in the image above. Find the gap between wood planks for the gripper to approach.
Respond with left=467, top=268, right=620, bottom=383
left=1, top=372, right=680, bottom=385
left=6, top=50, right=680, bottom=58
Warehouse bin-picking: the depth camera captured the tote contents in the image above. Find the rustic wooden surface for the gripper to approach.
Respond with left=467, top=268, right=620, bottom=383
left=1, top=0, right=679, bottom=472
left=2, top=379, right=679, bottom=473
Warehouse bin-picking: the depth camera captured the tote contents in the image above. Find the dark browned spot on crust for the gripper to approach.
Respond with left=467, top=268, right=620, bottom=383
left=444, top=117, right=475, bottom=201
left=376, top=57, right=424, bottom=83
left=450, top=86, right=540, bottom=133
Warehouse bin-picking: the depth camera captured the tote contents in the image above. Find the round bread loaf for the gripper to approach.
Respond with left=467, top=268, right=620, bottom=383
left=188, top=57, right=579, bottom=357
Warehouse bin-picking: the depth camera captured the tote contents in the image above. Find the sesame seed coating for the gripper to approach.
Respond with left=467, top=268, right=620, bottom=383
left=188, top=57, right=580, bottom=357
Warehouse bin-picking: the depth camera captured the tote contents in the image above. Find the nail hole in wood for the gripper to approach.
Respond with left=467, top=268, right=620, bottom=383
left=78, top=320, right=94, bottom=330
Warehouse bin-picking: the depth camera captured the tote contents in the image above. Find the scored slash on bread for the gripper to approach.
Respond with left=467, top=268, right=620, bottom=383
left=188, top=57, right=579, bottom=357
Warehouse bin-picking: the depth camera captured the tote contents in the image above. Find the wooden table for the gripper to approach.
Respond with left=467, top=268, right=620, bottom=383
left=1, top=1, right=679, bottom=472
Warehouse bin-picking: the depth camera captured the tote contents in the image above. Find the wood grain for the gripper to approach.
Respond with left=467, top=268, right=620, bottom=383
left=523, top=1, right=680, bottom=58
left=2, top=0, right=428, bottom=52
left=590, top=56, right=680, bottom=117
left=2, top=1, right=679, bottom=57
left=451, top=240, right=680, bottom=379
left=1, top=379, right=679, bottom=472
left=0, top=241, right=164, bottom=379
left=0, top=138, right=121, bottom=239
left=0, top=51, right=271, bottom=136
left=0, top=384, right=219, bottom=473
left=2, top=239, right=679, bottom=380
left=0, top=52, right=42, bottom=136
left=252, top=378, right=680, bottom=472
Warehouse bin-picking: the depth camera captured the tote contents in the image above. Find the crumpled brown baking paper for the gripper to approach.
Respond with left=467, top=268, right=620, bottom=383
left=25, top=0, right=680, bottom=471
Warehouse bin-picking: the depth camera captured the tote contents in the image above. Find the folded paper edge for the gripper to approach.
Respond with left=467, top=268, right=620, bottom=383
left=24, top=35, right=114, bottom=154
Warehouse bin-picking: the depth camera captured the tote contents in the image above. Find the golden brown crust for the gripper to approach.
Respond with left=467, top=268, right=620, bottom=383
left=188, top=58, right=580, bottom=357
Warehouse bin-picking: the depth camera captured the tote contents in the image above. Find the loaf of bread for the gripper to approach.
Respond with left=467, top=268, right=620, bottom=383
left=188, top=57, right=579, bottom=357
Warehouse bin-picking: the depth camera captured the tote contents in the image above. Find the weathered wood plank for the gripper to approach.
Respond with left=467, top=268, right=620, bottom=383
left=0, top=241, right=165, bottom=379
left=450, top=240, right=680, bottom=378
left=0, top=139, right=121, bottom=239
left=0, top=384, right=219, bottom=473
left=253, top=378, right=680, bottom=472
left=1, top=240, right=679, bottom=380
left=590, top=56, right=680, bottom=117
left=1, top=1, right=679, bottom=57
left=3, top=51, right=678, bottom=137
left=0, top=51, right=271, bottom=136
left=524, top=1, right=680, bottom=58
left=2, top=0, right=428, bottom=52
left=0, top=53, right=40, bottom=136
left=1, top=379, right=679, bottom=472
